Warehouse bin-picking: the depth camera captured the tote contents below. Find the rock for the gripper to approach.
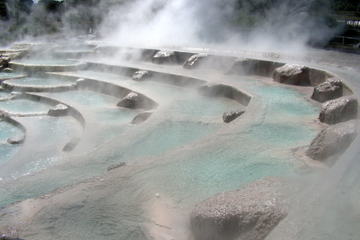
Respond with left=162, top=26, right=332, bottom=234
left=311, top=78, right=343, bottom=102
left=107, top=162, right=126, bottom=172
left=222, top=110, right=245, bottom=123
left=190, top=177, right=298, bottom=240
left=306, top=120, right=359, bottom=164
left=273, top=64, right=310, bottom=85
left=63, top=137, right=80, bottom=152
left=48, top=104, right=69, bottom=117
left=130, top=111, right=154, bottom=125
left=132, top=70, right=151, bottom=81
left=0, top=56, right=10, bottom=70
left=117, top=92, right=158, bottom=110
left=183, top=53, right=208, bottom=69
left=7, top=135, right=25, bottom=144
left=152, top=50, right=177, bottom=64
left=319, top=95, right=358, bottom=124
left=3, top=68, right=13, bottom=73
left=116, top=92, right=140, bottom=109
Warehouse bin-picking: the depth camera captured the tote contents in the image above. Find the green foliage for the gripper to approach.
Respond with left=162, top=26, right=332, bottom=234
left=333, top=0, right=357, bottom=11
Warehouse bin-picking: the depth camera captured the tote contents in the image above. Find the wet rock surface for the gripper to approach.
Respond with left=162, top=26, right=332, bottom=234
left=222, top=110, right=245, bottom=123
left=311, top=78, right=343, bottom=103
left=7, top=135, right=25, bottom=144
left=319, top=95, right=358, bottom=124
left=273, top=64, right=310, bottom=85
left=62, top=137, right=81, bottom=152
left=306, top=120, right=359, bottom=165
left=183, top=53, right=209, bottom=69
left=190, top=177, right=299, bottom=240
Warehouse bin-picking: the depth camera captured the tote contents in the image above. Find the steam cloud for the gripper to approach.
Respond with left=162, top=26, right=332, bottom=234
left=99, top=0, right=343, bottom=51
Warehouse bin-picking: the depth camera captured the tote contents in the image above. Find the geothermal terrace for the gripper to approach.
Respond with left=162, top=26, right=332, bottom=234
left=0, top=42, right=359, bottom=239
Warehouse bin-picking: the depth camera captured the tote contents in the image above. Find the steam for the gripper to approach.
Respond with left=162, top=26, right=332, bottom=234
left=99, top=0, right=343, bottom=52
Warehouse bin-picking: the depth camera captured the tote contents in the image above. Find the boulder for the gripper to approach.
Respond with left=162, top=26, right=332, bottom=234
left=311, top=78, right=343, bottom=102
left=273, top=64, right=310, bottom=85
left=152, top=50, right=177, bottom=64
left=190, top=177, right=298, bottom=240
left=116, top=92, right=158, bottom=110
left=130, top=111, right=154, bottom=125
left=306, top=120, right=359, bottom=164
left=48, top=104, right=69, bottom=117
left=183, top=53, right=209, bottom=69
left=132, top=70, right=151, bottom=81
left=222, top=110, right=245, bottom=123
left=319, top=95, right=358, bottom=124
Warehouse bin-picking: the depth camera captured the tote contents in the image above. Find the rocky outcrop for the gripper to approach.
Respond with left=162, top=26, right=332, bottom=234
left=273, top=64, right=310, bottom=85
left=190, top=177, right=298, bottom=240
left=130, top=111, right=154, bottom=125
left=311, top=78, right=343, bottom=103
left=306, top=120, right=359, bottom=164
left=183, top=53, right=209, bottom=69
left=48, top=104, right=69, bottom=117
left=319, top=95, right=358, bottom=124
left=152, top=50, right=177, bottom=64
left=116, top=92, right=158, bottom=110
left=223, top=110, right=245, bottom=123
left=132, top=70, right=151, bottom=81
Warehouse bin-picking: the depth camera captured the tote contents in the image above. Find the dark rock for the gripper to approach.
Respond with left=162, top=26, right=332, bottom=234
left=152, top=50, right=177, bottom=64
left=0, top=55, right=10, bottom=70
left=63, top=137, right=81, bottom=152
left=107, top=162, right=126, bottom=172
left=190, top=177, right=299, bottom=240
left=116, top=92, right=141, bottom=109
left=222, top=110, right=245, bottom=123
left=48, top=104, right=69, bottom=117
left=311, top=78, right=343, bottom=102
left=183, top=53, right=208, bottom=69
left=7, top=135, right=25, bottom=144
left=273, top=64, right=310, bottom=85
left=3, top=68, right=13, bottom=73
left=130, top=111, right=154, bottom=125
left=319, top=95, right=358, bottom=124
left=132, top=70, right=151, bottom=81
left=306, top=120, right=359, bottom=164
